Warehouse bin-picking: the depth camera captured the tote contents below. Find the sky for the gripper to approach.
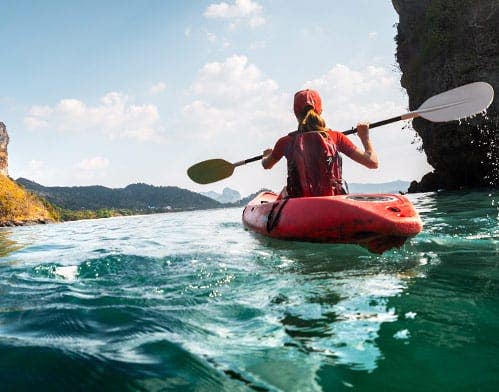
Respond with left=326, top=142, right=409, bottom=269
left=0, top=0, right=433, bottom=196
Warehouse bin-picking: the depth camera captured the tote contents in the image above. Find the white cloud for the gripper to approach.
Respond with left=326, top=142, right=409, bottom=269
left=368, top=31, right=378, bottom=39
left=205, top=0, right=261, bottom=18
left=205, top=31, right=231, bottom=50
left=76, top=156, right=110, bottom=171
left=180, top=55, right=292, bottom=142
left=206, top=32, right=217, bottom=43
left=24, top=116, right=49, bottom=129
left=187, top=54, right=286, bottom=115
left=28, top=105, right=53, bottom=117
left=192, top=55, right=279, bottom=101
left=184, top=27, right=191, bottom=37
left=303, top=64, right=396, bottom=103
left=149, top=82, right=167, bottom=95
left=177, top=55, right=292, bottom=194
left=182, top=100, right=236, bottom=138
left=73, top=156, right=111, bottom=182
left=204, top=0, right=265, bottom=28
left=25, top=92, right=162, bottom=142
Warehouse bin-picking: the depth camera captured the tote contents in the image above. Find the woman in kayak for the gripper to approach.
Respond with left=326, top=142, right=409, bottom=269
left=262, top=89, right=378, bottom=197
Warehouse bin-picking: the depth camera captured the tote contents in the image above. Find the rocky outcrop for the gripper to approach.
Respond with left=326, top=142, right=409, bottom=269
left=0, top=122, right=9, bottom=176
left=0, top=176, right=58, bottom=226
left=393, top=0, right=499, bottom=192
left=0, top=122, right=58, bottom=226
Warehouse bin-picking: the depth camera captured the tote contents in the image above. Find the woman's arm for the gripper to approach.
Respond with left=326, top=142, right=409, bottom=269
left=347, top=123, right=378, bottom=169
left=262, top=137, right=289, bottom=169
left=262, top=148, right=280, bottom=169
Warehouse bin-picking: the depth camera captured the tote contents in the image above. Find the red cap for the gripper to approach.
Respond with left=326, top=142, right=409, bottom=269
left=293, top=89, right=322, bottom=117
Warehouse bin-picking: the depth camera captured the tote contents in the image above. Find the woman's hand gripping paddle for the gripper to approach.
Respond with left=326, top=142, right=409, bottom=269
left=187, top=82, right=494, bottom=184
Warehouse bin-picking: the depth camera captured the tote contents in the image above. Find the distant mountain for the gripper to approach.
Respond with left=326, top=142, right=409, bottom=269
left=347, top=180, right=410, bottom=194
left=16, top=178, right=221, bottom=212
left=200, top=187, right=241, bottom=203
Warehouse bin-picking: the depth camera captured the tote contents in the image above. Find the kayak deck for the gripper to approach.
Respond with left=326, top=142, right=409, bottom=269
left=242, top=191, right=423, bottom=253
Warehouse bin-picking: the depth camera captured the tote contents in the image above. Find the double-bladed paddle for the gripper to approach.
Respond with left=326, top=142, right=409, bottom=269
left=187, top=82, right=494, bottom=185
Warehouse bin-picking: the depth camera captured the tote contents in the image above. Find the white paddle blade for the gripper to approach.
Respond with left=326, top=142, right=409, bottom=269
left=415, top=82, right=494, bottom=122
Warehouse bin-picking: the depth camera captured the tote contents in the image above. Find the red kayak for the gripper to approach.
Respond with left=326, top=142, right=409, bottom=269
left=242, top=191, right=423, bottom=253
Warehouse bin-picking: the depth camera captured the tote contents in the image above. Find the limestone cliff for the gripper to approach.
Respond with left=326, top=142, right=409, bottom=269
left=0, top=176, right=59, bottom=226
left=0, top=122, right=9, bottom=176
left=392, top=0, right=499, bottom=192
left=0, top=123, right=58, bottom=226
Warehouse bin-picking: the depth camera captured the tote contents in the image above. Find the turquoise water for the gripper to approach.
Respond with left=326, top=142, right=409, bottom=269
left=0, top=191, right=498, bottom=391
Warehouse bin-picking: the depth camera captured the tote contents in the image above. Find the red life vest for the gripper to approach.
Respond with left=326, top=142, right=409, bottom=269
left=286, top=130, right=345, bottom=197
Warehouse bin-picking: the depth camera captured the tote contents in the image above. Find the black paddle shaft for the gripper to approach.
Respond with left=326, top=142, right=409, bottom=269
left=343, top=115, right=403, bottom=135
left=244, top=155, right=263, bottom=164
left=233, top=155, right=264, bottom=167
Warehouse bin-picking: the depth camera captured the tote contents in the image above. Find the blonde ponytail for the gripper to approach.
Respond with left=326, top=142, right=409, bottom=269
left=298, top=108, right=327, bottom=133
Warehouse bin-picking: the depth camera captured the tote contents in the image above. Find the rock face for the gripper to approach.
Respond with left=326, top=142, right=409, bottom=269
left=0, top=122, right=9, bottom=176
left=0, top=123, right=58, bottom=226
left=393, top=0, right=499, bottom=192
left=0, top=176, right=58, bottom=226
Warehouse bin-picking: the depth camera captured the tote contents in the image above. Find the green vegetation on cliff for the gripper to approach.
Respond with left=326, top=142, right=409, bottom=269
left=0, top=176, right=59, bottom=226
left=16, top=178, right=222, bottom=221
left=54, top=208, right=139, bottom=221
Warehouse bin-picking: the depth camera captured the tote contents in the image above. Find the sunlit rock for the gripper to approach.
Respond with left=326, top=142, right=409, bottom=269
left=0, top=122, right=9, bottom=176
